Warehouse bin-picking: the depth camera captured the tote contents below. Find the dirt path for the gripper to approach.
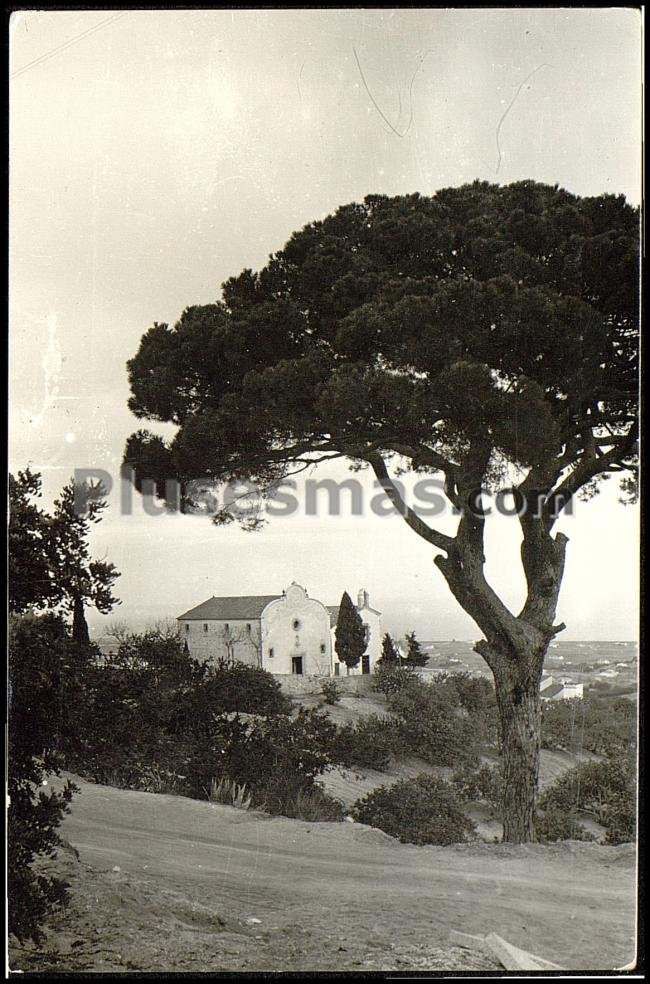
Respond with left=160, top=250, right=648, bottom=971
left=10, top=776, right=636, bottom=973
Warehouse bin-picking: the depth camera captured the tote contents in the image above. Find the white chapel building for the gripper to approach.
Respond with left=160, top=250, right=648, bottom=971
left=177, top=582, right=381, bottom=677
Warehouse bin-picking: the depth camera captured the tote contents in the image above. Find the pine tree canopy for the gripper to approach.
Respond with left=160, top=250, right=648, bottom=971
left=125, top=181, right=638, bottom=525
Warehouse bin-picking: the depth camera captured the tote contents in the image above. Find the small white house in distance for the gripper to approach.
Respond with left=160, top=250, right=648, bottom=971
left=541, top=673, right=584, bottom=701
left=177, top=582, right=381, bottom=677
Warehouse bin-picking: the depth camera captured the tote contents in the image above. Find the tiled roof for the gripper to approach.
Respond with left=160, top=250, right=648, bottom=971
left=541, top=681, right=565, bottom=699
left=179, top=595, right=376, bottom=625
left=178, top=595, right=281, bottom=621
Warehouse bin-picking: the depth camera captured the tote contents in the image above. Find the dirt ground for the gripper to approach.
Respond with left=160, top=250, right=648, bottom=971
left=9, top=776, right=636, bottom=973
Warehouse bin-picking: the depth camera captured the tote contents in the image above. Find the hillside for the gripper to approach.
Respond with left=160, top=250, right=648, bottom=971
left=297, top=692, right=601, bottom=832
left=9, top=776, right=636, bottom=973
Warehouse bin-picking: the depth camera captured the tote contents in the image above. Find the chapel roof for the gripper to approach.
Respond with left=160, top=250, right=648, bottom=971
left=177, top=595, right=281, bottom=621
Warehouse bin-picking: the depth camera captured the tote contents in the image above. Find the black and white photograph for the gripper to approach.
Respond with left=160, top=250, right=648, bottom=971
left=7, top=7, right=641, bottom=974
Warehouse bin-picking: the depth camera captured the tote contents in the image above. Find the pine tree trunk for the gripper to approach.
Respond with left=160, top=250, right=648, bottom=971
left=492, top=659, right=543, bottom=843
left=434, top=509, right=566, bottom=844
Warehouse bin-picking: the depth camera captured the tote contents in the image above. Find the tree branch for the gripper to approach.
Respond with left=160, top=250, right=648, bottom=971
left=546, top=420, right=638, bottom=525
left=366, top=452, right=454, bottom=552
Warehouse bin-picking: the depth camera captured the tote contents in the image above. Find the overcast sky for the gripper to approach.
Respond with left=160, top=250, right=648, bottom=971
left=10, top=8, right=641, bottom=640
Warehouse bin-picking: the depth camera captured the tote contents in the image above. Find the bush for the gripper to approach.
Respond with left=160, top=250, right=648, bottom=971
left=604, top=801, right=636, bottom=845
left=445, top=673, right=499, bottom=746
left=91, top=760, right=188, bottom=795
left=253, top=779, right=345, bottom=821
left=56, top=626, right=339, bottom=822
left=451, top=761, right=503, bottom=813
left=114, top=629, right=203, bottom=684
left=8, top=783, right=77, bottom=943
left=146, top=707, right=342, bottom=807
left=374, top=668, right=492, bottom=768
left=387, top=674, right=482, bottom=768
left=535, top=804, right=594, bottom=842
left=208, top=777, right=251, bottom=810
left=321, top=679, right=341, bottom=705
left=332, top=714, right=401, bottom=771
left=351, top=775, right=476, bottom=845
left=62, top=643, right=292, bottom=792
left=536, top=757, right=636, bottom=844
left=199, top=658, right=292, bottom=717
left=373, top=662, right=415, bottom=697
left=541, top=695, right=636, bottom=759
left=8, top=615, right=82, bottom=942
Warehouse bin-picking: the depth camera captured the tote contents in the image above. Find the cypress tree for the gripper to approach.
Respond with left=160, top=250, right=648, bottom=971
left=379, top=632, right=400, bottom=665
left=335, top=592, right=366, bottom=674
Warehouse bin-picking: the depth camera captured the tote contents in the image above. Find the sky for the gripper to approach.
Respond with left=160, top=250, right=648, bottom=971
left=9, top=8, right=641, bottom=640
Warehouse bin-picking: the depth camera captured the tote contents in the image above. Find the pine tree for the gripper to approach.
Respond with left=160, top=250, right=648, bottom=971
left=9, top=470, right=120, bottom=636
left=124, top=183, right=638, bottom=842
left=335, top=592, right=366, bottom=674
left=404, top=631, right=428, bottom=667
left=379, top=632, right=400, bottom=665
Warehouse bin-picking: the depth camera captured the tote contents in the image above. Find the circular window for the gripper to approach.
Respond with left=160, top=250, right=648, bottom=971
left=292, top=618, right=300, bottom=631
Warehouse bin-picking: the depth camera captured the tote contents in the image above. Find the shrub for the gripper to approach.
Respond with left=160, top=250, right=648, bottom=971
left=62, top=643, right=292, bottom=793
left=199, top=659, right=292, bottom=717
left=387, top=675, right=482, bottom=768
left=321, top=679, right=341, bottom=705
left=351, top=775, right=476, bottom=845
left=445, top=673, right=499, bottom=746
left=541, top=695, right=636, bottom=759
left=219, top=708, right=337, bottom=793
left=89, top=761, right=187, bottom=796
left=208, top=777, right=251, bottom=810
left=57, top=626, right=339, bottom=822
left=113, top=630, right=203, bottom=684
left=8, top=614, right=82, bottom=942
left=536, top=757, right=636, bottom=844
left=372, top=661, right=415, bottom=697
left=535, top=804, right=594, bottom=842
left=150, top=707, right=342, bottom=807
left=332, top=714, right=401, bottom=771
left=254, top=779, right=345, bottom=821
left=604, top=801, right=636, bottom=845
left=452, top=761, right=503, bottom=813
left=374, top=669, right=488, bottom=768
